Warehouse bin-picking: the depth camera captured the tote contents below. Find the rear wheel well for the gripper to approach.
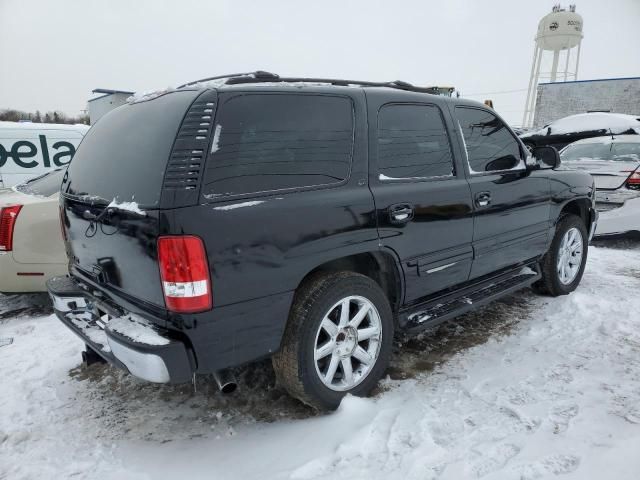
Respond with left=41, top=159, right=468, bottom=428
left=300, top=252, right=402, bottom=314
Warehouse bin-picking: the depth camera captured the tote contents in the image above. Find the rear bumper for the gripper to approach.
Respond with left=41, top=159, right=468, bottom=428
left=0, top=253, right=67, bottom=293
left=47, top=276, right=193, bottom=383
left=589, top=207, right=599, bottom=241
left=595, top=196, right=640, bottom=236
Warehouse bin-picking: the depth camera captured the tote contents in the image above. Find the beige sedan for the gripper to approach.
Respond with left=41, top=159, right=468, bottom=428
left=0, top=169, right=67, bottom=292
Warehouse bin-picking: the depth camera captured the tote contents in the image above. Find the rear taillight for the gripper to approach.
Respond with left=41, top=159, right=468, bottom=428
left=624, top=170, right=640, bottom=190
left=0, top=205, right=22, bottom=251
left=157, top=235, right=212, bottom=313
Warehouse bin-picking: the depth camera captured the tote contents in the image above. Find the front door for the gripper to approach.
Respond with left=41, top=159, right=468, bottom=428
left=368, top=100, right=474, bottom=305
left=452, top=106, right=551, bottom=279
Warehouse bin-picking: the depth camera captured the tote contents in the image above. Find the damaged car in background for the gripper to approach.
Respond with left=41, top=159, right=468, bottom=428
left=519, top=112, right=640, bottom=152
left=560, top=135, right=640, bottom=237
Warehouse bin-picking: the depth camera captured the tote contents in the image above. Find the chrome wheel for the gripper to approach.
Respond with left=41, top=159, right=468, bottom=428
left=313, top=295, right=382, bottom=392
left=557, top=227, right=583, bottom=285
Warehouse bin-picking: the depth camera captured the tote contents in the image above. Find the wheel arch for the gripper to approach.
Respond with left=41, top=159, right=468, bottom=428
left=296, top=249, right=404, bottom=316
left=558, top=197, right=592, bottom=231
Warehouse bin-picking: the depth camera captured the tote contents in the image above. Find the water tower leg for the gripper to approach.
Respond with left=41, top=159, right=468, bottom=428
left=550, top=50, right=560, bottom=82
left=522, top=44, right=539, bottom=127
left=563, top=49, right=571, bottom=82
left=525, top=46, right=543, bottom=127
left=574, top=43, right=582, bottom=80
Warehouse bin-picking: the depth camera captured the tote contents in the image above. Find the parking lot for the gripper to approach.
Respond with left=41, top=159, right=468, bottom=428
left=2, top=240, right=639, bottom=479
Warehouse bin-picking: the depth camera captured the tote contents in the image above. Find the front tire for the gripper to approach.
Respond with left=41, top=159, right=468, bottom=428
left=535, top=214, right=588, bottom=296
left=272, top=271, right=394, bottom=410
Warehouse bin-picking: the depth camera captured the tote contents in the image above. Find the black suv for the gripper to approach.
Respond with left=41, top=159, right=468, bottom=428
left=48, top=73, right=597, bottom=410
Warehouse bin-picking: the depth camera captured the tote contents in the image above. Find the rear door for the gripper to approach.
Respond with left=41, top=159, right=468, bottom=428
left=367, top=98, right=474, bottom=305
left=452, top=106, right=551, bottom=279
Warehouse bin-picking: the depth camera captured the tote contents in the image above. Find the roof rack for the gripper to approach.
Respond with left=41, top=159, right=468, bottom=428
left=177, top=71, right=278, bottom=89
left=178, top=71, right=440, bottom=95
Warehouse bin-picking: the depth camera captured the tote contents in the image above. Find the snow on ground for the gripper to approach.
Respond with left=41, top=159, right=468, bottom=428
left=1, top=244, right=640, bottom=479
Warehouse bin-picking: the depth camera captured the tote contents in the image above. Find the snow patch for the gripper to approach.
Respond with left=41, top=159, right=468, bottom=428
left=213, top=200, right=264, bottom=211
left=522, top=112, right=640, bottom=137
left=107, top=314, right=169, bottom=346
left=68, top=312, right=111, bottom=352
left=107, top=199, right=146, bottom=216
left=519, top=266, right=537, bottom=276
left=210, top=124, right=222, bottom=153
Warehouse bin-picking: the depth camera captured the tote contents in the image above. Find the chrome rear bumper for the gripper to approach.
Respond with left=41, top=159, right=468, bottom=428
left=46, top=276, right=193, bottom=384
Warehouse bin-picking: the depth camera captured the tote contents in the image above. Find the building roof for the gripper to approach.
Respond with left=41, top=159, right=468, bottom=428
left=88, top=88, right=135, bottom=104
left=539, top=76, right=640, bottom=86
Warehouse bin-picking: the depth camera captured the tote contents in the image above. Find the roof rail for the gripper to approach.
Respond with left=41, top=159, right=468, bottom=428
left=224, top=74, right=440, bottom=94
left=178, top=71, right=440, bottom=95
left=177, top=71, right=279, bottom=89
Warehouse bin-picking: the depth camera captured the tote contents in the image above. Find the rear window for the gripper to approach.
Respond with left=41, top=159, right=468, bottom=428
left=561, top=142, right=640, bottom=163
left=200, top=94, right=353, bottom=199
left=15, top=168, right=65, bottom=197
left=63, top=90, right=200, bottom=207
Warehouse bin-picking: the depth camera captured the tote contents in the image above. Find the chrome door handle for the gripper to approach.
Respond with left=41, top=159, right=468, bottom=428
left=475, top=192, right=491, bottom=208
left=389, top=204, right=414, bottom=223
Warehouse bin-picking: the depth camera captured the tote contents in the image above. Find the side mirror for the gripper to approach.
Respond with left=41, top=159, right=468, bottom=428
left=529, top=146, right=560, bottom=170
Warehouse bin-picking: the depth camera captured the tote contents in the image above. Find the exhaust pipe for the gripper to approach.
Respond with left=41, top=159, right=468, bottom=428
left=213, top=369, right=237, bottom=394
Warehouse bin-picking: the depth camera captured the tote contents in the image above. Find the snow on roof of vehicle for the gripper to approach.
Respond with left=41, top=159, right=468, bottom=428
left=0, top=121, right=90, bottom=132
left=551, top=113, right=639, bottom=135
left=521, top=113, right=640, bottom=138
left=567, top=134, right=640, bottom=146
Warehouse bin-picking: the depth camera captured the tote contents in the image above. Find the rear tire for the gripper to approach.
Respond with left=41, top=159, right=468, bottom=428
left=534, top=214, right=588, bottom=296
left=272, top=271, right=393, bottom=410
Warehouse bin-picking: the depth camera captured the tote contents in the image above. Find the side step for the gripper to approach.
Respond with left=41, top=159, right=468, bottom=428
left=400, top=265, right=540, bottom=331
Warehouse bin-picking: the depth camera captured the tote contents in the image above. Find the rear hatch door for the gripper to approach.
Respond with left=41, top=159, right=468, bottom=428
left=60, top=89, right=205, bottom=310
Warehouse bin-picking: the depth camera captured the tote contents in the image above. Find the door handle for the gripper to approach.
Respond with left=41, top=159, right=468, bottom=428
left=475, top=192, right=492, bottom=208
left=389, top=204, right=414, bottom=223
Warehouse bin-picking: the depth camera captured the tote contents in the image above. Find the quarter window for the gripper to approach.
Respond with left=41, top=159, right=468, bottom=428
left=200, top=94, right=353, bottom=199
left=377, top=104, right=454, bottom=179
left=455, top=107, right=523, bottom=173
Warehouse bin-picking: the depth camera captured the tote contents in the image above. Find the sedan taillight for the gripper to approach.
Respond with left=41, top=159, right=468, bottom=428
left=622, top=169, right=640, bottom=190
left=0, top=205, right=22, bottom=251
left=157, top=235, right=212, bottom=313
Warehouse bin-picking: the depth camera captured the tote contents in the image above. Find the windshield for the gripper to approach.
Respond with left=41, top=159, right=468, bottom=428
left=15, top=168, right=66, bottom=197
left=561, top=142, right=640, bottom=163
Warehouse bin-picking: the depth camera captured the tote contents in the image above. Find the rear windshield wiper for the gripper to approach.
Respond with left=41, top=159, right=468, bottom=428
left=62, top=192, right=111, bottom=207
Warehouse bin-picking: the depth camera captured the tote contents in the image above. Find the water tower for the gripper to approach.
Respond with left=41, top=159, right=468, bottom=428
left=522, top=5, right=584, bottom=127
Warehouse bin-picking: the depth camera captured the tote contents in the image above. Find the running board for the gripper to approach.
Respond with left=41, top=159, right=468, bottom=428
left=400, top=265, right=540, bottom=331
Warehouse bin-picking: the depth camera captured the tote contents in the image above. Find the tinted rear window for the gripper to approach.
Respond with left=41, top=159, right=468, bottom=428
left=200, top=94, right=353, bottom=199
left=16, top=168, right=65, bottom=196
left=63, top=90, right=199, bottom=207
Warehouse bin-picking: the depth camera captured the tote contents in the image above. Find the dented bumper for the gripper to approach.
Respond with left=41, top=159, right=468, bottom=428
left=46, top=276, right=193, bottom=383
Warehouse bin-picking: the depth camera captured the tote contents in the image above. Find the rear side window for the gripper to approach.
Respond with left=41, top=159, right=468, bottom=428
left=377, top=104, right=454, bottom=179
left=455, top=107, right=523, bottom=173
left=200, top=94, right=353, bottom=199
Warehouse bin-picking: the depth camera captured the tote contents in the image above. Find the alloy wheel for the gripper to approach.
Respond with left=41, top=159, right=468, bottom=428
left=557, top=227, right=583, bottom=285
left=313, top=295, right=382, bottom=392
